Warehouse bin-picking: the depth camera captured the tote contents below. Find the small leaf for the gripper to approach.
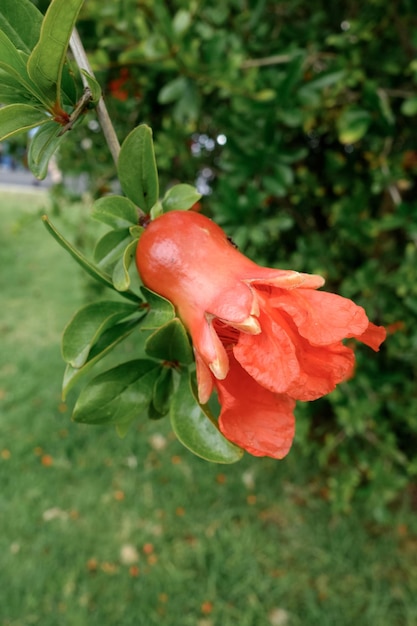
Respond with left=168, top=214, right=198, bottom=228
left=115, top=420, right=133, bottom=438
left=94, top=230, right=132, bottom=270
left=145, top=318, right=193, bottom=364
left=130, top=225, right=145, bottom=239
left=72, top=360, right=160, bottom=425
left=62, top=300, right=139, bottom=368
left=92, top=195, right=139, bottom=229
left=158, top=76, right=188, bottom=104
left=112, top=239, right=138, bottom=291
left=0, top=103, right=49, bottom=141
left=62, top=319, right=142, bottom=399
left=161, top=184, right=202, bottom=212
left=42, top=215, right=140, bottom=303
left=140, top=287, right=176, bottom=330
left=27, top=0, right=84, bottom=106
left=401, top=97, right=417, bottom=117
left=80, top=69, right=101, bottom=104
left=151, top=366, right=174, bottom=416
left=118, top=124, right=159, bottom=212
left=27, top=121, right=64, bottom=180
left=170, top=372, right=243, bottom=463
left=337, top=108, right=371, bottom=144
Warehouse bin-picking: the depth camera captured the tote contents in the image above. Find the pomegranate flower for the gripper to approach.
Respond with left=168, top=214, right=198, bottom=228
left=136, top=210, right=386, bottom=459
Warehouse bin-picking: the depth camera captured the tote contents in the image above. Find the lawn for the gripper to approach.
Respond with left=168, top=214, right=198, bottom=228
left=0, top=190, right=416, bottom=626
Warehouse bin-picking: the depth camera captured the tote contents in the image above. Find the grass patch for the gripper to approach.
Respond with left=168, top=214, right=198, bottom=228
left=1, top=191, right=416, bottom=626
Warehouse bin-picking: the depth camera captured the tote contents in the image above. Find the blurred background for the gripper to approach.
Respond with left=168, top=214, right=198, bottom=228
left=1, top=1, right=416, bottom=624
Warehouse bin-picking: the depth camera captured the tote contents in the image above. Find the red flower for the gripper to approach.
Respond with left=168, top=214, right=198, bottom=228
left=136, top=211, right=386, bottom=459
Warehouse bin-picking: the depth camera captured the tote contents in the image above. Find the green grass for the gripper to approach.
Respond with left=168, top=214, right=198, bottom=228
left=1, top=190, right=416, bottom=626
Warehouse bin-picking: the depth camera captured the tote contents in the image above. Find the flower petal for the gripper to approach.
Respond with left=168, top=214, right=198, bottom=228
left=355, top=322, right=386, bottom=351
left=233, top=302, right=300, bottom=394
left=286, top=338, right=356, bottom=401
left=270, top=288, right=370, bottom=345
left=217, top=355, right=296, bottom=459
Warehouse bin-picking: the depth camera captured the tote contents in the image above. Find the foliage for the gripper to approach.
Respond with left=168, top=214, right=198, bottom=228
left=1, top=0, right=417, bottom=511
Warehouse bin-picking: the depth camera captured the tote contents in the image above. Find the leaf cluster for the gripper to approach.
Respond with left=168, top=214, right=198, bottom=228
left=43, top=125, right=241, bottom=463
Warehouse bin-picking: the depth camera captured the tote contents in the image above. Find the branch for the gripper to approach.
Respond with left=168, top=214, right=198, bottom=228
left=69, top=29, right=121, bottom=166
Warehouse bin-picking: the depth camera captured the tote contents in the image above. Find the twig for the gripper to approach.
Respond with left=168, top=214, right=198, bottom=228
left=69, top=29, right=121, bottom=166
left=240, top=53, right=293, bottom=69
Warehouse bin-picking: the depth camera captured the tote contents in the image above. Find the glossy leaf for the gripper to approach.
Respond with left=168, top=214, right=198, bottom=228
left=0, top=0, right=43, bottom=53
left=27, top=0, right=84, bottom=106
left=62, top=300, right=139, bottom=368
left=145, top=318, right=193, bottom=364
left=94, top=230, right=132, bottom=270
left=140, top=287, right=176, bottom=330
left=72, top=359, right=160, bottom=425
left=112, top=239, right=138, bottom=292
left=42, top=215, right=140, bottom=303
left=27, top=121, right=64, bottom=180
left=92, top=195, right=139, bottom=229
left=62, top=319, right=142, bottom=399
left=118, top=124, right=159, bottom=212
left=151, top=366, right=174, bottom=417
left=161, top=184, right=202, bottom=212
left=0, top=104, right=49, bottom=141
left=170, top=372, right=243, bottom=464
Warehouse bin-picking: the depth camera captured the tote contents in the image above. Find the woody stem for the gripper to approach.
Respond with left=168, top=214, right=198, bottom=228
left=69, top=28, right=121, bottom=166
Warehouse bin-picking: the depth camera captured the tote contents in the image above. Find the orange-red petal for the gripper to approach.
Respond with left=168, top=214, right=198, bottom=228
left=233, top=304, right=300, bottom=393
left=355, top=322, right=386, bottom=351
left=217, top=354, right=296, bottom=459
left=269, top=288, right=370, bottom=345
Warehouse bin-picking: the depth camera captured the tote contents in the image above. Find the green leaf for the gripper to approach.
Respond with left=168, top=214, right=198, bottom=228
left=80, top=69, right=102, bottom=104
left=337, top=108, right=371, bottom=144
left=118, top=124, right=159, bottom=212
left=0, top=29, right=30, bottom=77
left=115, top=420, right=133, bottom=438
left=27, top=0, right=85, bottom=106
left=72, top=359, right=160, bottom=425
left=62, top=301, right=139, bottom=368
left=170, top=372, right=243, bottom=463
left=158, top=76, right=188, bottom=104
left=0, top=104, right=49, bottom=141
left=42, top=215, right=140, bottom=303
left=27, top=121, right=64, bottom=180
left=0, top=71, right=38, bottom=104
left=94, top=230, right=132, bottom=269
left=151, top=366, right=174, bottom=417
left=0, top=0, right=43, bottom=53
left=161, top=184, right=202, bottom=212
left=112, top=239, right=138, bottom=291
left=92, top=195, right=139, bottom=229
left=145, top=318, right=193, bottom=364
left=401, top=97, right=417, bottom=117
left=62, top=319, right=141, bottom=399
left=140, top=287, right=176, bottom=330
